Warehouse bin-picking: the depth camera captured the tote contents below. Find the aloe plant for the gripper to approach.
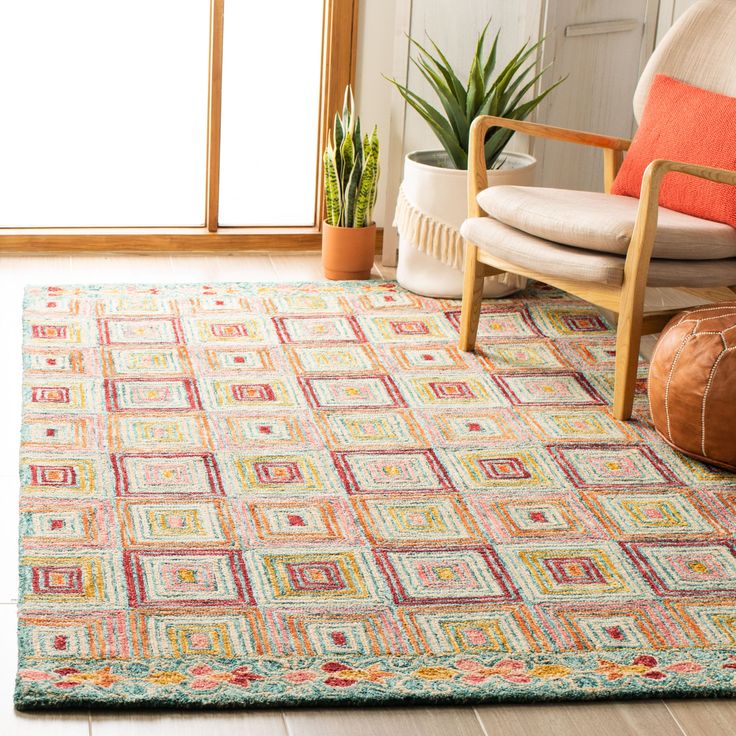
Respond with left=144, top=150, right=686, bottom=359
left=386, top=20, right=565, bottom=170
left=323, top=86, right=380, bottom=228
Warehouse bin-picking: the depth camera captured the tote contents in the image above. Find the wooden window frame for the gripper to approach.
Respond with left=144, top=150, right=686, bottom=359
left=0, top=0, right=364, bottom=254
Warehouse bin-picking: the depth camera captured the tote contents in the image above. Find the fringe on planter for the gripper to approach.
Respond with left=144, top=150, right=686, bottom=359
left=394, top=187, right=465, bottom=270
left=393, top=187, right=525, bottom=291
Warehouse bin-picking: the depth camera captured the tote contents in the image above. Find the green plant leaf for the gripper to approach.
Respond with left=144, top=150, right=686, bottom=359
left=483, top=126, right=516, bottom=168
left=353, top=117, right=363, bottom=168
left=494, top=39, right=539, bottom=90
left=353, top=149, right=377, bottom=228
left=502, top=66, right=562, bottom=118
left=490, top=39, right=544, bottom=111
left=370, top=125, right=380, bottom=161
left=346, top=85, right=356, bottom=136
left=368, top=126, right=381, bottom=221
left=339, top=130, right=355, bottom=189
left=505, top=75, right=566, bottom=122
left=425, top=33, right=468, bottom=104
left=483, top=28, right=500, bottom=85
left=489, top=59, right=537, bottom=110
left=482, top=74, right=565, bottom=168
left=465, top=21, right=489, bottom=118
left=387, top=77, right=467, bottom=168
left=407, top=35, right=466, bottom=106
left=410, top=58, right=467, bottom=145
left=323, top=147, right=342, bottom=226
left=343, top=155, right=362, bottom=227
left=332, top=112, right=344, bottom=178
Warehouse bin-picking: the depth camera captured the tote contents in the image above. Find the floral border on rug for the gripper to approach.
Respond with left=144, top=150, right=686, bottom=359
left=16, top=651, right=736, bottom=709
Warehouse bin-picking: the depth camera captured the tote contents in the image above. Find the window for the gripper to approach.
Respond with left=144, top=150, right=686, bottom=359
left=0, top=0, right=357, bottom=248
left=218, top=1, right=324, bottom=226
left=0, top=0, right=210, bottom=227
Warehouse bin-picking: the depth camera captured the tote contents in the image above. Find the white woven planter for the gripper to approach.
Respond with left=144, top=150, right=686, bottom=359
left=395, top=150, right=537, bottom=299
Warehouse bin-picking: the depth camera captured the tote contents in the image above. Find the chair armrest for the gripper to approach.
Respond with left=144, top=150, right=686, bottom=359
left=635, top=158, right=736, bottom=243
left=644, top=158, right=736, bottom=188
left=623, top=158, right=736, bottom=302
left=467, top=115, right=632, bottom=215
left=471, top=115, right=632, bottom=150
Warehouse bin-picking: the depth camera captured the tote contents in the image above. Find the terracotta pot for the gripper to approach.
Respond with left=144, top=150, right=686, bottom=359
left=321, top=220, right=376, bottom=280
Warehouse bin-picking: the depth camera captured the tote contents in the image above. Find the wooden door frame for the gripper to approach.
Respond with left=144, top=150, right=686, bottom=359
left=0, top=0, right=364, bottom=254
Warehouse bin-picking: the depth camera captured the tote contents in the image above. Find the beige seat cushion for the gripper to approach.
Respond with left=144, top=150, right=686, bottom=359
left=460, top=216, right=736, bottom=288
left=477, top=186, right=736, bottom=260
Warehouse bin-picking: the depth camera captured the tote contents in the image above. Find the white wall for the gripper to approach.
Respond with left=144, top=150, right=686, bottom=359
left=656, top=0, right=699, bottom=42
left=354, top=0, right=398, bottom=229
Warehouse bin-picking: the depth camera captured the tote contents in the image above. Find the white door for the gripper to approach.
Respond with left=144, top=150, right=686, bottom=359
left=533, top=0, right=658, bottom=192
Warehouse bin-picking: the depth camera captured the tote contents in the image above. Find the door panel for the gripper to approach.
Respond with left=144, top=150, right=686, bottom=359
left=534, top=0, right=656, bottom=192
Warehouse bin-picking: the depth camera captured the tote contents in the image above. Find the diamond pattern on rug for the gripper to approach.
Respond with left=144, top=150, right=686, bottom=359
left=15, top=281, right=736, bottom=709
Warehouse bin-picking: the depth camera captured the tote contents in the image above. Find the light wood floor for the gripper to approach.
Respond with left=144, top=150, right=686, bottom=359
left=2, top=253, right=734, bottom=736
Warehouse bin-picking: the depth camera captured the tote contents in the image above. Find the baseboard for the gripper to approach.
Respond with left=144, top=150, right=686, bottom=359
left=0, top=228, right=384, bottom=255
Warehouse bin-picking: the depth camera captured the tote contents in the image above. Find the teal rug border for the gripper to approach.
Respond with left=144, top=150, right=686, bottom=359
left=15, top=650, right=736, bottom=710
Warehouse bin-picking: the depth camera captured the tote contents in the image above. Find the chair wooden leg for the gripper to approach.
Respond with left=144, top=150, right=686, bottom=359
left=458, top=244, right=485, bottom=352
left=613, top=283, right=646, bottom=420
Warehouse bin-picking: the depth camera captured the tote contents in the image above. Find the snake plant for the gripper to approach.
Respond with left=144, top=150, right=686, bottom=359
left=386, top=20, right=565, bottom=170
left=323, top=86, right=380, bottom=228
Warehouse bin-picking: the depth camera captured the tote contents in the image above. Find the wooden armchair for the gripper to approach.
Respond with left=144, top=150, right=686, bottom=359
left=457, top=0, right=736, bottom=420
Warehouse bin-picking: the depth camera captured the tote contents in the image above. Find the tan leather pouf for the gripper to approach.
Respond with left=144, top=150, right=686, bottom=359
left=648, top=302, right=736, bottom=471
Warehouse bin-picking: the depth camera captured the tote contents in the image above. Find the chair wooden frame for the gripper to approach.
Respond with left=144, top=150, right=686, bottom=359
left=458, top=115, right=736, bottom=420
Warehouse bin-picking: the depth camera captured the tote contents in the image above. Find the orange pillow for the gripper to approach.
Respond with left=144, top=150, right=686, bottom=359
left=611, top=74, right=736, bottom=228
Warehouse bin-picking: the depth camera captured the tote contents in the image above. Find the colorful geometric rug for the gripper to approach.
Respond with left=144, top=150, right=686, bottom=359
left=15, top=281, right=736, bottom=709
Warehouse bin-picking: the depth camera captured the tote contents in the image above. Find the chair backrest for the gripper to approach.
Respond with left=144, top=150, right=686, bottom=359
left=634, top=0, right=736, bottom=122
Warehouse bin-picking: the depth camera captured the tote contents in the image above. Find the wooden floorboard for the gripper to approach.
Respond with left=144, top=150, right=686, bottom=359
left=283, top=706, right=487, bottom=736
left=475, top=701, right=686, bottom=736
left=664, top=699, right=736, bottom=736
left=0, top=475, right=19, bottom=602
left=2, top=254, right=729, bottom=734
left=91, top=709, right=289, bottom=736
left=216, top=254, right=278, bottom=282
